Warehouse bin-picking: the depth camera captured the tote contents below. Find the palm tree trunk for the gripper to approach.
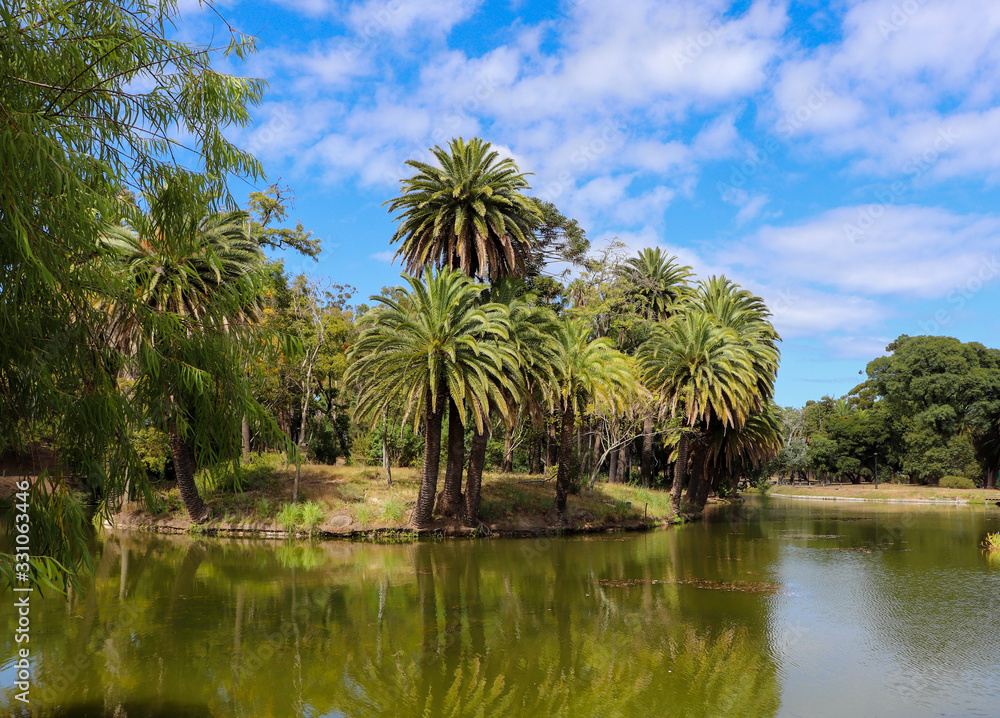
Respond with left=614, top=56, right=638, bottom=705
left=169, top=421, right=209, bottom=523
left=554, top=403, right=575, bottom=516
left=437, top=399, right=464, bottom=517
left=685, top=445, right=704, bottom=508
left=463, top=427, right=490, bottom=528
left=671, top=431, right=689, bottom=513
left=640, top=413, right=653, bottom=487
left=413, top=383, right=447, bottom=529
left=609, top=448, right=618, bottom=484
left=616, top=444, right=628, bottom=483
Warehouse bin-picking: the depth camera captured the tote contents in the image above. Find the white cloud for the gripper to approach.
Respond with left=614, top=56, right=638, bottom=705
left=347, top=0, right=482, bottom=37
left=370, top=250, right=396, bottom=262
left=732, top=205, right=1000, bottom=299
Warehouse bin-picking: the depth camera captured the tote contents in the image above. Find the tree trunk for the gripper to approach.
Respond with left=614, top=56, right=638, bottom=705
left=640, top=413, right=653, bottom=487
left=501, top=430, right=514, bottom=474
left=413, top=383, right=447, bottom=529
left=546, top=418, right=558, bottom=472
left=554, top=404, right=575, bottom=516
left=241, top=416, right=250, bottom=461
left=169, top=423, right=209, bottom=523
left=436, top=399, right=464, bottom=517
left=616, top=444, right=627, bottom=483
left=529, top=432, right=541, bottom=475
left=382, top=408, right=392, bottom=488
left=608, top=447, right=618, bottom=484
left=685, top=447, right=704, bottom=509
left=671, top=431, right=689, bottom=513
left=463, top=427, right=490, bottom=528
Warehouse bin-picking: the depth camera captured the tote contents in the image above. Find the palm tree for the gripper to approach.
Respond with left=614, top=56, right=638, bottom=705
left=346, top=268, right=516, bottom=529
left=618, top=248, right=693, bottom=321
left=618, top=248, right=694, bottom=486
left=552, top=318, right=633, bottom=516
left=462, top=281, right=561, bottom=527
left=384, top=137, right=542, bottom=282
left=638, top=310, right=759, bottom=512
left=99, top=182, right=267, bottom=523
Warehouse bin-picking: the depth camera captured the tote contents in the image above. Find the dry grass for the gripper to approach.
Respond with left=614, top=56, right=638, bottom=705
left=130, top=456, right=680, bottom=533
left=772, top=482, right=1000, bottom=504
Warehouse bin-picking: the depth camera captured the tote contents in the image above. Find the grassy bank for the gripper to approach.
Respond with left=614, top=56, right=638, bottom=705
left=113, top=455, right=681, bottom=538
left=771, top=482, right=1000, bottom=504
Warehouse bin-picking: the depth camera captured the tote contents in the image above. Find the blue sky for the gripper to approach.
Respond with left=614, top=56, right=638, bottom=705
left=181, top=0, right=1000, bottom=407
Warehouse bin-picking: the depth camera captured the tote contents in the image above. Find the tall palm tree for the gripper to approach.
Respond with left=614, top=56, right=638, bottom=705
left=385, top=137, right=542, bottom=282
left=99, top=182, right=267, bottom=523
left=638, top=310, right=759, bottom=512
left=346, top=268, right=516, bottom=529
left=552, top=318, right=633, bottom=516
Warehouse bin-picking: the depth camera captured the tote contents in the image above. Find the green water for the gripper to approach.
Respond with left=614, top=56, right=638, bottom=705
left=3, top=497, right=1000, bottom=717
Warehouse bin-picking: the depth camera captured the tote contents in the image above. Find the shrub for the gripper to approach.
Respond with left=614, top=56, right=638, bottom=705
left=132, top=427, right=172, bottom=479
left=300, top=501, right=325, bottom=534
left=939, top=475, right=975, bottom=489
left=381, top=495, right=407, bottom=523
left=277, top=502, right=300, bottom=532
left=256, top=497, right=274, bottom=518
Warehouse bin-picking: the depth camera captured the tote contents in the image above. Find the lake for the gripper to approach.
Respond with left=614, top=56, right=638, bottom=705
left=3, top=496, right=999, bottom=717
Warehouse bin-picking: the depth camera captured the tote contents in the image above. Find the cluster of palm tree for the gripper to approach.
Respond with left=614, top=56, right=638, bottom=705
left=346, top=136, right=783, bottom=526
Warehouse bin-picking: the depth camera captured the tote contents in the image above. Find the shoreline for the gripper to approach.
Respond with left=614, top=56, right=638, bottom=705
left=106, top=512, right=683, bottom=541
left=770, top=488, right=1000, bottom=506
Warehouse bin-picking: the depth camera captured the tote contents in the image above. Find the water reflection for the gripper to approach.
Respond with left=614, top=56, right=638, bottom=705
left=2, top=499, right=998, bottom=717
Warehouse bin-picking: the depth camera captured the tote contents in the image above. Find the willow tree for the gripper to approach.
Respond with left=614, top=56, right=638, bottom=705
left=0, top=0, right=263, bottom=588
left=346, top=268, right=516, bottom=529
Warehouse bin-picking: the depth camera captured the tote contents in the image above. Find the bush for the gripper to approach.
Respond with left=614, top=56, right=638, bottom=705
left=365, top=423, right=424, bottom=467
left=939, top=475, right=976, bottom=489
left=276, top=500, right=326, bottom=535
left=132, top=427, right=172, bottom=480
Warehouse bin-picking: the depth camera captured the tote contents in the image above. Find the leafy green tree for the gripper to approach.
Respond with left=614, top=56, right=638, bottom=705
left=247, top=185, right=322, bottom=260
left=0, top=0, right=263, bottom=586
left=385, top=137, right=542, bottom=282
left=347, top=268, right=516, bottom=528
left=99, top=181, right=274, bottom=522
